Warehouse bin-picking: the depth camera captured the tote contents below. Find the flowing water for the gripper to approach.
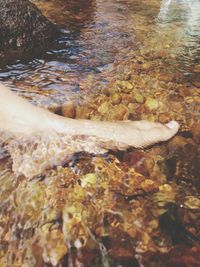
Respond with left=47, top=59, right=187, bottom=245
left=0, top=1, right=200, bottom=266
left=0, top=0, right=200, bottom=105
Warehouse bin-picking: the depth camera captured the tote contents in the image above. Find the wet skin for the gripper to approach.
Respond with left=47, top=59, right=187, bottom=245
left=0, top=83, right=179, bottom=149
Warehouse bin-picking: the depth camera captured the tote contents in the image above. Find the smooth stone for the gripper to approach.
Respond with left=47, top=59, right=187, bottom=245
left=111, top=93, right=122, bottom=105
left=61, top=103, right=76, bottom=118
left=98, top=101, right=113, bottom=115
left=132, top=92, right=145, bottom=104
left=145, top=97, right=159, bottom=111
left=117, top=80, right=133, bottom=93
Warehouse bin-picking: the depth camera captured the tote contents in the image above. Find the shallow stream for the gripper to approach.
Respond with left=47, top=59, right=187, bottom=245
left=0, top=0, right=199, bottom=266
left=0, top=0, right=200, bottom=105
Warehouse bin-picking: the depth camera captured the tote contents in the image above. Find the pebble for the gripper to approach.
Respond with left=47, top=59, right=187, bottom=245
left=111, top=93, right=122, bottom=105
left=132, top=92, right=144, bottom=104
left=61, top=103, right=76, bottom=118
left=190, top=122, right=200, bottom=143
left=117, top=80, right=133, bottom=93
left=145, top=97, right=159, bottom=110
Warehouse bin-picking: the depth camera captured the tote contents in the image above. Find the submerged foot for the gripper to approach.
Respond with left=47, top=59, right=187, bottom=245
left=0, top=83, right=180, bottom=178
left=122, top=120, right=180, bottom=148
left=7, top=120, right=180, bottom=178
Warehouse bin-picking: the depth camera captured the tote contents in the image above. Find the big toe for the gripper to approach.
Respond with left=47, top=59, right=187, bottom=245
left=137, top=120, right=180, bottom=148
left=165, top=120, right=180, bottom=137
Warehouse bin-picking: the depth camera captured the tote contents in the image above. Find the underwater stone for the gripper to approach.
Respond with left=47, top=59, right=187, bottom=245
left=111, top=93, right=122, bottom=105
left=145, top=97, right=160, bottom=111
left=132, top=92, right=145, bottom=104
left=62, top=103, right=76, bottom=118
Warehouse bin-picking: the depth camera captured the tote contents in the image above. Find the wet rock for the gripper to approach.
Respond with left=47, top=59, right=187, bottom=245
left=167, top=136, right=194, bottom=151
left=121, top=94, right=133, bottom=105
left=97, top=101, right=113, bottom=115
left=48, top=104, right=62, bottom=115
left=109, top=104, right=128, bottom=120
left=142, top=62, right=154, bottom=70
left=144, top=245, right=200, bottom=267
left=166, top=135, right=200, bottom=190
left=177, top=86, right=193, bottom=97
left=159, top=203, right=196, bottom=246
left=159, top=114, right=172, bottom=124
left=184, top=196, right=200, bottom=210
left=103, top=86, right=120, bottom=96
left=145, top=97, right=160, bottom=111
left=118, top=71, right=132, bottom=81
left=111, top=93, right=122, bottom=105
left=190, top=122, right=200, bottom=143
left=81, top=173, right=97, bottom=188
left=132, top=92, right=145, bottom=104
left=0, top=0, right=57, bottom=64
left=192, top=77, right=200, bottom=88
left=108, top=246, right=136, bottom=262
left=193, top=64, right=200, bottom=73
left=117, top=80, right=134, bottom=93
left=76, top=105, right=93, bottom=119
left=61, top=103, right=76, bottom=118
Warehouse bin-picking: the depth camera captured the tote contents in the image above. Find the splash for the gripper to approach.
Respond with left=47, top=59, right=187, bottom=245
left=4, top=130, right=132, bottom=179
left=5, top=133, right=105, bottom=179
left=0, top=83, right=179, bottom=179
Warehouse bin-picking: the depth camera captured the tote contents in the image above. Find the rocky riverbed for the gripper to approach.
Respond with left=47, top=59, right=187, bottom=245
left=0, top=0, right=200, bottom=266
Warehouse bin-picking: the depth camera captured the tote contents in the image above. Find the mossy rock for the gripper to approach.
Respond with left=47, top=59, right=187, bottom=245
left=111, top=93, right=122, bottom=105
left=98, top=101, right=113, bottom=115
left=116, top=80, right=134, bottom=93
left=145, top=97, right=160, bottom=110
left=132, top=92, right=145, bottom=104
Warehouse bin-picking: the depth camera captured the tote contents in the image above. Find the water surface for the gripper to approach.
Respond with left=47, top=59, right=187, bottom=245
left=0, top=1, right=200, bottom=266
left=0, top=0, right=200, bottom=106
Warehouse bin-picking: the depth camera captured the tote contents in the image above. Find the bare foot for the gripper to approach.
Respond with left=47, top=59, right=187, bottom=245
left=122, top=120, right=180, bottom=148
left=0, top=82, right=179, bottom=150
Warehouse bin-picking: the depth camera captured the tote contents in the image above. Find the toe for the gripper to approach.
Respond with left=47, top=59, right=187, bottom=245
left=137, top=120, right=180, bottom=148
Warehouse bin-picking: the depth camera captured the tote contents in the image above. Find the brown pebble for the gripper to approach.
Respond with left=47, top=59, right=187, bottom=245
left=190, top=122, right=200, bottom=143
left=122, top=94, right=133, bottom=105
left=168, top=136, right=194, bottom=151
left=177, top=86, right=192, bottom=97
left=159, top=114, right=171, bottom=124
left=111, top=93, right=122, bottom=105
left=61, top=103, right=76, bottom=118
left=76, top=105, right=93, bottom=119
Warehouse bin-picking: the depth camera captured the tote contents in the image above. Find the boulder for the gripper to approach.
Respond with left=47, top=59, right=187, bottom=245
left=0, top=0, right=58, bottom=64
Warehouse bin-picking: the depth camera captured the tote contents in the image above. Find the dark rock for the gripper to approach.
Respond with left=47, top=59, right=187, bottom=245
left=159, top=203, right=197, bottom=246
left=0, top=0, right=58, bottom=64
left=142, top=245, right=200, bottom=267
left=191, top=122, right=200, bottom=144
left=61, top=102, right=77, bottom=118
left=166, top=136, right=200, bottom=190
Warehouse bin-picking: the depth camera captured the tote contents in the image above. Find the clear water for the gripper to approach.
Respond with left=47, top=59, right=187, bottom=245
left=0, top=0, right=199, bottom=106
left=0, top=1, right=200, bottom=266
